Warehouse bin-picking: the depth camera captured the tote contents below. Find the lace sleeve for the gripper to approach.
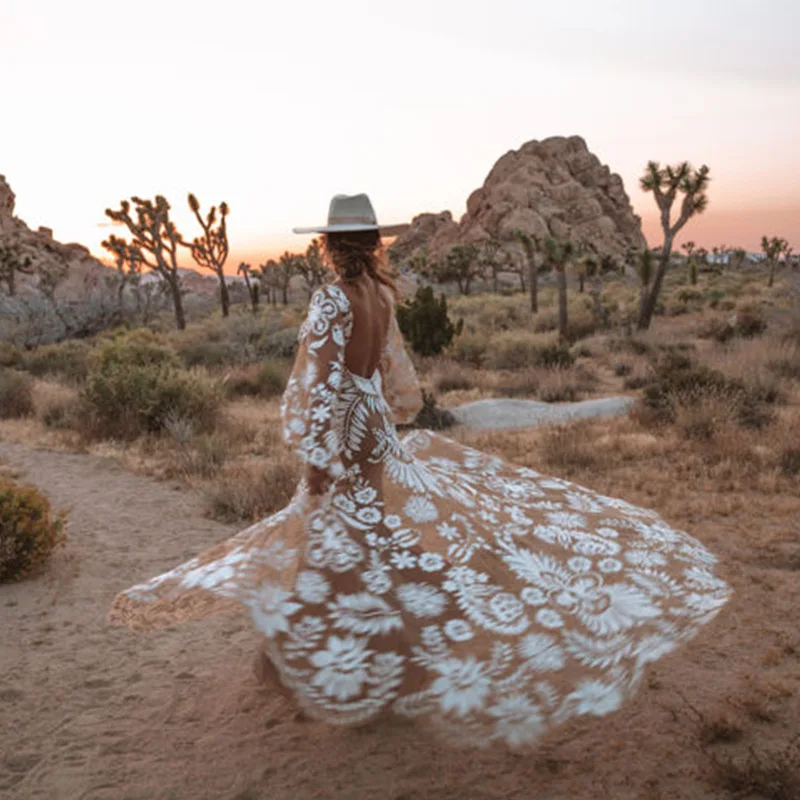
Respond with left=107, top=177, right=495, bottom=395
left=380, top=304, right=423, bottom=425
left=281, top=284, right=352, bottom=481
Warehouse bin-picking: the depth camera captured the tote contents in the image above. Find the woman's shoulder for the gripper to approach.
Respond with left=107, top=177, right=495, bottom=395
left=311, top=282, right=351, bottom=311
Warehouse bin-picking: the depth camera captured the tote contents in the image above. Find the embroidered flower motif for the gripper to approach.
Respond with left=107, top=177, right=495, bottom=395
left=404, top=495, right=439, bottom=523
left=295, top=570, right=330, bottom=604
left=487, top=695, right=545, bottom=747
left=390, top=550, right=418, bottom=570
left=444, top=619, right=474, bottom=642
left=309, top=635, right=374, bottom=701
left=418, top=552, right=446, bottom=572
left=430, top=657, right=491, bottom=717
left=249, top=585, right=302, bottom=636
left=327, top=592, right=403, bottom=635
left=396, top=583, right=448, bottom=617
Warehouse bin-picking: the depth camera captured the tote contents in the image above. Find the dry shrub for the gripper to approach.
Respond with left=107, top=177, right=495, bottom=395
left=767, top=342, right=800, bottom=382
left=537, top=366, right=595, bottom=403
left=21, top=340, right=93, bottom=384
left=167, top=431, right=231, bottom=479
left=703, top=737, right=800, bottom=800
left=669, top=387, right=743, bottom=442
left=0, top=342, right=22, bottom=368
left=484, top=331, right=574, bottom=371
left=428, top=359, right=477, bottom=394
left=447, top=331, right=488, bottom=366
left=0, top=368, right=35, bottom=419
left=699, top=338, right=785, bottom=405
left=33, top=381, right=80, bottom=429
left=223, top=361, right=287, bottom=399
left=0, top=480, right=67, bottom=582
left=449, top=294, right=530, bottom=333
left=207, top=455, right=299, bottom=522
left=494, top=368, right=540, bottom=398
left=538, top=423, right=598, bottom=471
left=638, top=352, right=775, bottom=431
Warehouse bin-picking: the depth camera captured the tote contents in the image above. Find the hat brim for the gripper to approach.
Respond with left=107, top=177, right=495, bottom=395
left=292, top=223, right=381, bottom=234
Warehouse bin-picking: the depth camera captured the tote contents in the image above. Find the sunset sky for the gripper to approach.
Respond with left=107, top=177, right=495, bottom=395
left=1, top=0, right=798, bottom=269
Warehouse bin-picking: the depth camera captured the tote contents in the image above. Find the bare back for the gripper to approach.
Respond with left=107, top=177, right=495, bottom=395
left=333, top=274, right=392, bottom=378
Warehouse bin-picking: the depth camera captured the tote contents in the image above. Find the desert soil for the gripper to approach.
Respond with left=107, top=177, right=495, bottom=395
left=1, top=437, right=799, bottom=800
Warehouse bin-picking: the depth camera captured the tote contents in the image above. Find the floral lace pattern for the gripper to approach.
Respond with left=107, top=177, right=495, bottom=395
left=110, top=283, right=731, bottom=749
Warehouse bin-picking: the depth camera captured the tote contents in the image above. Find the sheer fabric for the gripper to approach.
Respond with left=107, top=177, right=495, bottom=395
left=110, top=283, right=731, bottom=749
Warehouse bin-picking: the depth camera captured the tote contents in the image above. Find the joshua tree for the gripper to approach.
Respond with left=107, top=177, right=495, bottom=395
left=762, top=235, right=790, bottom=287
left=543, top=235, right=574, bottom=340
left=730, top=248, right=747, bottom=269
left=295, top=238, right=328, bottom=298
left=479, top=238, right=505, bottom=293
left=514, top=230, right=542, bottom=312
left=426, top=244, right=481, bottom=295
left=0, top=237, right=34, bottom=296
left=186, top=194, right=231, bottom=317
left=102, top=233, right=145, bottom=314
left=636, top=249, right=655, bottom=327
left=582, top=253, right=616, bottom=328
left=638, top=161, right=710, bottom=329
left=105, top=196, right=187, bottom=330
left=237, top=262, right=260, bottom=313
left=276, top=252, right=299, bottom=305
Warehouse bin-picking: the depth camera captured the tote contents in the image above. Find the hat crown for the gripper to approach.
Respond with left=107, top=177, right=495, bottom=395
left=327, top=193, right=378, bottom=227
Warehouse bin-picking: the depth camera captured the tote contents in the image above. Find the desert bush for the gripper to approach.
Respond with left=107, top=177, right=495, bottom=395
left=21, top=339, right=93, bottom=384
left=397, top=286, right=461, bottom=357
left=734, top=304, right=767, bottom=337
left=638, top=353, right=775, bottom=431
left=494, top=368, right=540, bottom=397
left=429, top=360, right=476, bottom=394
left=0, top=368, right=35, bottom=418
left=538, top=423, right=598, bottom=471
left=0, top=342, right=22, bottom=368
left=0, top=480, right=66, bottom=582
left=484, top=331, right=574, bottom=371
left=207, top=457, right=299, bottom=522
left=767, top=343, right=800, bottom=381
left=166, top=430, right=231, bottom=479
left=449, top=294, right=530, bottom=333
left=412, top=390, right=457, bottom=430
left=607, top=336, right=652, bottom=356
left=177, top=339, right=238, bottom=368
left=256, top=326, right=300, bottom=359
left=34, top=382, right=80, bottom=429
left=224, top=362, right=287, bottom=399
left=92, top=329, right=179, bottom=371
left=447, top=331, right=488, bottom=366
left=536, top=365, right=596, bottom=403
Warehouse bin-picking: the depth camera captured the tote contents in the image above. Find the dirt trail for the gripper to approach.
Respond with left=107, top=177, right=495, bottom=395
left=1, top=439, right=797, bottom=800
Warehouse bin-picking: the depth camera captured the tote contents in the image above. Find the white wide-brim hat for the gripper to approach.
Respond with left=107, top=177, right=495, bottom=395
left=293, top=193, right=403, bottom=235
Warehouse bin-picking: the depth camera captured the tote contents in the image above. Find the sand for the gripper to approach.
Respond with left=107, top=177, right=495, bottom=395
left=1, top=438, right=799, bottom=800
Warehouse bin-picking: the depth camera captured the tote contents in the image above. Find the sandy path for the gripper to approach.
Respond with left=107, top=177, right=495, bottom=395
left=1, top=439, right=797, bottom=800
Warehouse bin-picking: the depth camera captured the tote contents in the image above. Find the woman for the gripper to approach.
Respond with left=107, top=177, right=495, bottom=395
left=110, top=194, right=730, bottom=749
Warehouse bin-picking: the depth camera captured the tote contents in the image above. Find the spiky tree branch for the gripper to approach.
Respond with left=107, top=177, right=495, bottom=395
left=105, top=196, right=187, bottom=329
left=637, top=161, right=710, bottom=329
left=186, top=193, right=231, bottom=317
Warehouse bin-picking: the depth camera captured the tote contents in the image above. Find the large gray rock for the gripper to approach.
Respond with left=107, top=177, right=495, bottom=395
left=451, top=396, right=636, bottom=430
left=390, top=135, right=646, bottom=265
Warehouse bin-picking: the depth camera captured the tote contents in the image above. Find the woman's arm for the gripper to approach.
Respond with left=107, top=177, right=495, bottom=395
left=281, top=285, right=352, bottom=495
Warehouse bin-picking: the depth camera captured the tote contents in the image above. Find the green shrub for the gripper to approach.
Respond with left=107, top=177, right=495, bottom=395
left=224, top=362, right=287, bottom=399
left=80, top=346, right=222, bottom=440
left=0, top=369, right=34, bottom=418
left=22, top=340, right=92, bottom=384
left=177, top=339, right=237, bottom=368
left=93, top=329, right=178, bottom=371
left=397, top=286, right=461, bottom=357
left=484, top=331, right=574, bottom=370
left=0, top=481, right=66, bottom=582
left=256, top=326, right=300, bottom=360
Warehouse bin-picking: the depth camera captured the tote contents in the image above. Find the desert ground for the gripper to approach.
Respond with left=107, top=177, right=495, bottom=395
left=2, top=271, right=800, bottom=799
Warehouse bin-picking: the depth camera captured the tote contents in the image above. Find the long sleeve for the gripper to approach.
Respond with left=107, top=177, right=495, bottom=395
left=380, top=306, right=423, bottom=425
left=281, top=284, right=352, bottom=482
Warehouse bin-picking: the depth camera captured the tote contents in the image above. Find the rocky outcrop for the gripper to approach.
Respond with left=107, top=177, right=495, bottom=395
left=390, top=136, right=646, bottom=264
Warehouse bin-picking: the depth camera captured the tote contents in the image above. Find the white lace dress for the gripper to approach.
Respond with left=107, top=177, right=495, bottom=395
left=110, top=283, right=731, bottom=749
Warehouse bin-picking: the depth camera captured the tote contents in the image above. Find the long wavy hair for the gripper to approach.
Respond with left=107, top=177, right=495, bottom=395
left=322, top=230, right=398, bottom=299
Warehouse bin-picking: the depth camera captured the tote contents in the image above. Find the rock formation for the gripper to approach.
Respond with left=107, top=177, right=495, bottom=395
left=390, top=136, right=646, bottom=264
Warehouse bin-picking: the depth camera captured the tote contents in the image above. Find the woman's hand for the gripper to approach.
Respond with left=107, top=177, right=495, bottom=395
left=306, top=466, right=332, bottom=497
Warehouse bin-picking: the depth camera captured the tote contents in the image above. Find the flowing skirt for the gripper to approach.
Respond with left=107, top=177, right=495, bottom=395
left=109, top=430, right=731, bottom=749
